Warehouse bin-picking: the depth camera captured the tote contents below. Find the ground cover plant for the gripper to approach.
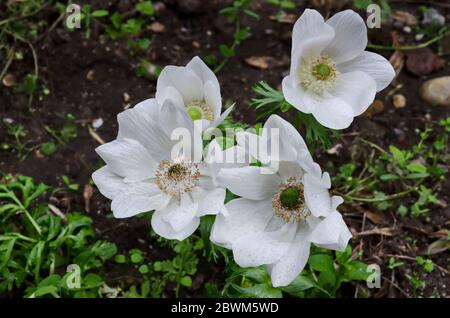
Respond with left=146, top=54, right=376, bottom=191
left=0, top=0, right=449, bottom=298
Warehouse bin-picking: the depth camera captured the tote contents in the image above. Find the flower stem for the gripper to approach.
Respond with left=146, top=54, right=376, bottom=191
left=367, top=29, right=450, bottom=51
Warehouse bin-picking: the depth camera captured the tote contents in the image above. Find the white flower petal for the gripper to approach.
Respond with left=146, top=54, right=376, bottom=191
left=95, top=138, right=157, bottom=182
left=159, top=100, right=203, bottom=161
left=267, top=226, right=311, bottom=287
left=155, top=85, right=185, bottom=107
left=290, top=9, right=335, bottom=80
left=204, top=81, right=222, bottom=120
left=235, top=131, right=269, bottom=164
left=232, top=222, right=298, bottom=267
left=157, top=66, right=203, bottom=103
left=210, top=198, right=273, bottom=248
left=323, top=10, right=367, bottom=64
left=151, top=210, right=200, bottom=241
left=210, top=104, right=234, bottom=129
left=218, top=166, right=281, bottom=200
left=111, top=182, right=170, bottom=218
left=265, top=114, right=309, bottom=162
left=331, top=71, right=377, bottom=116
left=118, top=102, right=173, bottom=162
left=191, top=187, right=226, bottom=216
left=132, top=98, right=161, bottom=116
left=304, top=171, right=332, bottom=218
left=91, top=166, right=123, bottom=200
left=338, top=51, right=395, bottom=92
left=186, top=56, right=220, bottom=91
left=282, top=76, right=315, bottom=114
left=161, top=195, right=199, bottom=232
left=310, top=95, right=355, bottom=129
left=307, top=210, right=352, bottom=251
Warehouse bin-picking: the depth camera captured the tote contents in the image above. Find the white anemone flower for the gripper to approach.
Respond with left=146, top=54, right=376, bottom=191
left=92, top=98, right=238, bottom=240
left=156, top=56, right=233, bottom=131
left=282, top=9, right=395, bottom=129
left=211, top=115, right=351, bottom=287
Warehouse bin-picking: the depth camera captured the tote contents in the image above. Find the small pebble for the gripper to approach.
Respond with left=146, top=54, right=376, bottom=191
left=2, top=73, right=16, bottom=87
left=123, top=92, right=130, bottom=103
left=86, top=70, right=95, bottom=81
left=393, top=94, right=406, bottom=108
left=415, top=33, right=424, bottom=41
left=420, top=76, right=450, bottom=106
left=92, top=118, right=104, bottom=129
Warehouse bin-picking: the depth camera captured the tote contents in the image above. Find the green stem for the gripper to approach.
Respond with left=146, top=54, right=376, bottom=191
left=0, top=2, right=50, bottom=27
left=214, top=21, right=240, bottom=74
left=367, top=29, right=450, bottom=51
left=0, top=46, right=14, bottom=80
left=341, top=183, right=420, bottom=203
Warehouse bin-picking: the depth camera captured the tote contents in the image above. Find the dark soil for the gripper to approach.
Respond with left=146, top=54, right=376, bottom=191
left=1, top=0, right=449, bottom=297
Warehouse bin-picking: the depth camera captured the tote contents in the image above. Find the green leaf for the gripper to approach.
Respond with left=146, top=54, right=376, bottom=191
left=407, top=163, right=427, bottom=173
left=180, top=276, right=192, bottom=287
left=389, top=145, right=405, bottom=164
left=232, top=283, right=282, bottom=298
left=40, top=142, right=57, bottom=156
left=219, top=44, right=235, bottom=58
left=135, top=1, right=154, bottom=15
left=380, top=173, right=400, bottom=181
left=139, top=264, right=150, bottom=274
left=308, top=254, right=334, bottom=273
left=282, top=275, right=316, bottom=295
left=114, top=254, right=126, bottom=263
left=92, top=10, right=109, bottom=17
left=138, top=38, right=151, bottom=50
left=28, top=285, right=60, bottom=298
left=342, top=261, right=370, bottom=281
left=131, top=252, right=144, bottom=263
left=353, top=0, right=372, bottom=9
left=83, top=273, right=103, bottom=288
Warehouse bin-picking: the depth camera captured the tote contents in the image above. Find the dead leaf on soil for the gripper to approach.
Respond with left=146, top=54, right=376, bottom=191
left=83, top=184, right=93, bottom=213
left=364, top=212, right=384, bottom=225
left=392, top=10, right=418, bottom=25
left=245, top=56, right=273, bottom=70
left=388, top=31, right=405, bottom=80
left=405, top=48, right=445, bottom=76
left=150, top=21, right=165, bottom=33
left=48, top=204, right=67, bottom=222
left=426, top=238, right=450, bottom=255
left=429, top=229, right=449, bottom=239
left=269, top=13, right=297, bottom=24
left=362, top=99, right=384, bottom=118
left=88, top=126, right=106, bottom=145
left=356, top=227, right=399, bottom=237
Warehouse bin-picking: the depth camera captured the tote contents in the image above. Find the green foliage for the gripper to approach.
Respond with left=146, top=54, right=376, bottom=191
left=0, top=175, right=117, bottom=297
left=333, top=126, right=447, bottom=218
left=222, top=245, right=370, bottom=298
left=212, top=0, right=258, bottom=72
left=251, top=81, right=336, bottom=149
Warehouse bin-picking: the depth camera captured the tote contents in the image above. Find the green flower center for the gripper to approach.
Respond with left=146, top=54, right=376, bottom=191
left=186, top=106, right=203, bottom=121
left=185, top=101, right=213, bottom=121
left=314, top=63, right=331, bottom=79
left=280, top=186, right=300, bottom=209
left=167, top=163, right=186, bottom=179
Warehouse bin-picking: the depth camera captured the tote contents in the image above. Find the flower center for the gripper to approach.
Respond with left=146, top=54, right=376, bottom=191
left=314, top=63, right=331, bottom=80
left=185, top=101, right=214, bottom=121
left=272, top=177, right=310, bottom=223
left=155, top=160, right=200, bottom=196
left=280, top=187, right=300, bottom=209
left=297, top=55, right=339, bottom=95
